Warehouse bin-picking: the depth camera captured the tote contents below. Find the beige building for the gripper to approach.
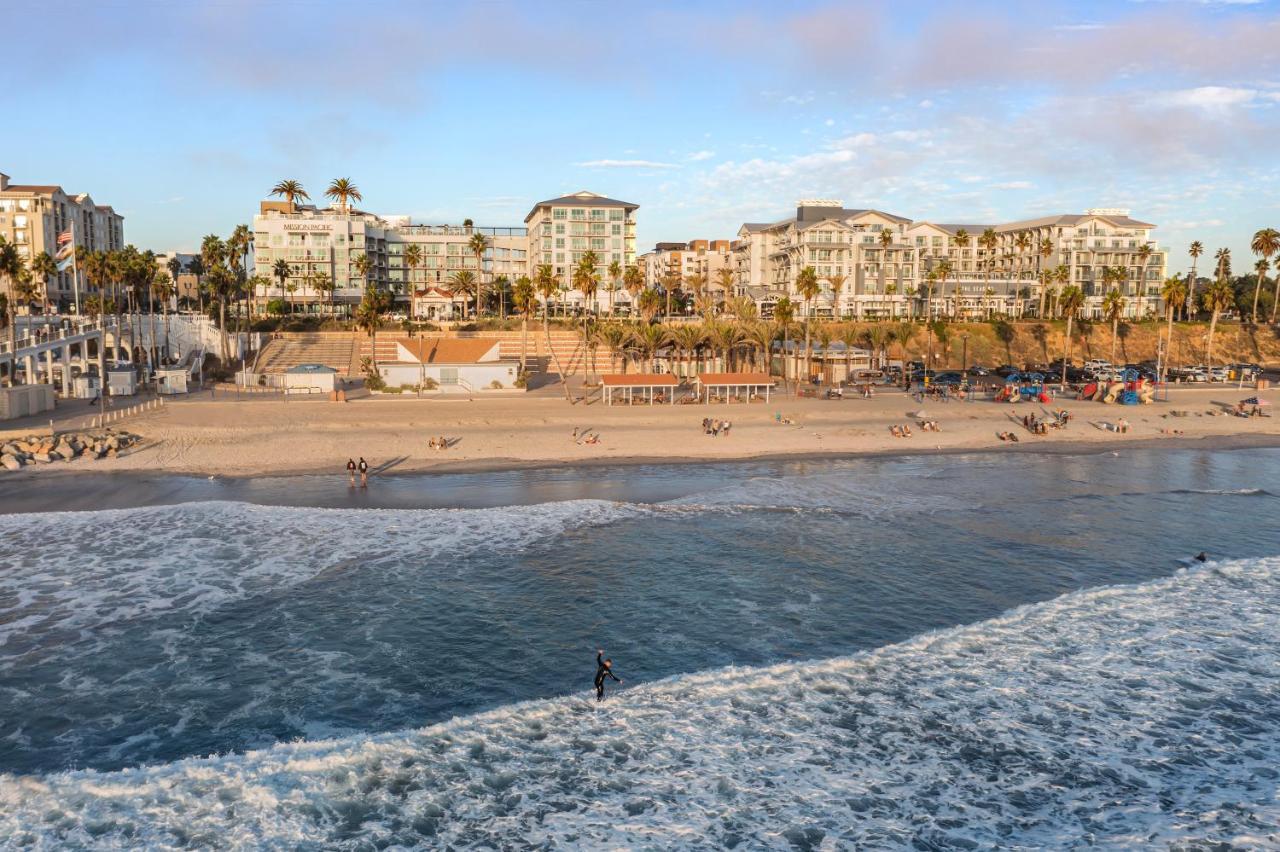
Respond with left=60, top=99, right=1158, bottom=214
left=153, top=252, right=201, bottom=307
left=252, top=201, right=527, bottom=313
left=638, top=239, right=734, bottom=312
left=524, top=191, right=638, bottom=283
left=734, top=201, right=1167, bottom=320
left=0, top=172, right=124, bottom=312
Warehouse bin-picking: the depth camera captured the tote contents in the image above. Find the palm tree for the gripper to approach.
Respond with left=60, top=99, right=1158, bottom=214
left=1, top=237, right=26, bottom=375
left=1203, top=275, right=1234, bottom=366
left=669, top=324, right=705, bottom=379
left=684, top=271, right=709, bottom=317
left=623, top=264, right=644, bottom=315
left=534, top=264, right=573, bottom=401
left=742, top=320, right=775, bottom=374
left=1037, top=238, right=1054, bottom=317
left=862, top=323, right=889, bottom=372
left=629, top=322, right=669, bottom=374
left=448, top=270, right=477, bottom=319
left=795, top=266, right=820, bottom=392
left=659, top=271, right=680, bottom=319
left=325, top=178, right=362, bottom=214
left=354, top=288, right=388, bottom=365
left=151, top=268, right=175, bottom=363
left=403, top=244, right=423, bottom=301
left=1160, top=275, right=1187, bottom=382
left=512, top=275, right=536, bottom=376
left=29, top=251, right=56, bottom=315
left=837, top=323, right=860, bottom=382
left=607, top=260, right=623, bottom=316
left=1186, top=241, right=1203, bottom=320
left=468, top=232, right=489, bottom=319
left=227, top=223, right=252, bottom=326
left=773, top=296, right=796, bottom=389
left=201, top=234, right=229, bottom=361
left=270, top=180, right=310, bottom=209
left=637, top=287, right=662, bottom=323
left=1102, top=288, right=1125, bottom=364
left=894, top=321, right=916, bottom=383
left=1059, top=285, right=1085, bottom=385
left=272, top=258, right=292, bottom=313
left=574, top=253, right=600, bottom=378
left=933, top=260, right=953, bottom=322
left=311, top=271, right=335, bottom=314
left=827, top=272, right=847, bottom=318
left=597, top=321, right=631, bottom=374
left=715, top=267, right=735, bottom=313
left=491, top=274, right=511, bottom=319
left=1214, top=247, right=1231, bottom=283
left=1249, top=228, right=1279, bottom=324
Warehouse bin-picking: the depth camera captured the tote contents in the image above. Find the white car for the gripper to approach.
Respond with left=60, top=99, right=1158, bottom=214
left=1207, top=367, right=1229, bottom=382
left=1084, top=359, right=1111, bottom=370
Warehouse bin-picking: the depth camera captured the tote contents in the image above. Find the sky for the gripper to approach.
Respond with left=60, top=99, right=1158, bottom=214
left=4, top=0, right=1279, bottom=273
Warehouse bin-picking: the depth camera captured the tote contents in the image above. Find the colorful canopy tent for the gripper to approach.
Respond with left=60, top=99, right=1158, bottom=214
left=600, top=373, right=679, bottom=406
left=695, top=372, right=774, bottom=404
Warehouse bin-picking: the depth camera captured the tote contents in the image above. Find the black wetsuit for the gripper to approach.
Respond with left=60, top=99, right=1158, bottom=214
left=594, top=652, right=620, bottom=701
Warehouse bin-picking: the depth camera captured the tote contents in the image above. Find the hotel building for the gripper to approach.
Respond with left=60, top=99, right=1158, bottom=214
left=0, top=172, right=124, bottom=311
left=524, top=191, right=638, bottom=281
left=252, top=201, right=528, bottom=314
left=733, top=201, right=1167, bottom=320
left=639, top=239, right=733, bottom=290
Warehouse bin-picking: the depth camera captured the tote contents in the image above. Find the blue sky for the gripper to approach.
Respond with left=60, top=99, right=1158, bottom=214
left=4, top=0, right=1279, bottom=272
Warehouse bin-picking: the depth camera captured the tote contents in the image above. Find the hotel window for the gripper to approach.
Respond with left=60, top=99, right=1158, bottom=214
left=589, top=209, right=605, bottom=221
left=591, top=238, right=605, bottom=250
left=555, top=223, right=565, bottom=234
left=611, top=225, right=621, bottom=235
left=553, top=208, right=567, bottom=220
left=612, top=253, right=621, bottom=263
left=556, top=252, right=565, bottom=263
left=612, top=239, right=621, bottom=250
left=609, top=209, right=623, bottom=221
left=571, top=238, right=586, bottom=250
left=590, top=224, right=605, bottom=235
left=570, top=209, right=585, bottom=220
left=555, top=238, right=565, bottom=248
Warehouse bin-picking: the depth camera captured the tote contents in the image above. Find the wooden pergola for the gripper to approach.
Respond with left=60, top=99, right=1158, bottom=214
left=696, top=372, right=774, bottom=404
left=600, top=373, right=679, bottom=406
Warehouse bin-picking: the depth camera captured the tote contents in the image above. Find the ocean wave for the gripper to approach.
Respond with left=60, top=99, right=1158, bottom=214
left=0, top=499, right=646, bottom=655
left=3, top=557, right=1276, bottom=849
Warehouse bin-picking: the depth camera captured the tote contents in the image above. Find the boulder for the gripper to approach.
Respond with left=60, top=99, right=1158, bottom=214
left=105, top=448, right=118, bottom=459
left=1, top=454, right=22, bottom=471
left=32, top=452, right=53, bottom=463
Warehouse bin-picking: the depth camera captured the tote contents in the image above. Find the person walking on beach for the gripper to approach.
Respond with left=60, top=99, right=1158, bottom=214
left=346, top=458, right=356, bottom=485
left=594, top=649, right=622, bottom=702
left=358, top=457, right=369, bottom=486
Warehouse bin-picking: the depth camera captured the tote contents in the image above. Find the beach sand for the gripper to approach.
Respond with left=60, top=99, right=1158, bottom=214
left=2, top=384, right=1276, bottom=481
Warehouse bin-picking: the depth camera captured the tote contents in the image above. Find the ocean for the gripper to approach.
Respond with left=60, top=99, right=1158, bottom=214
left=0, top=448, right=1277, bottom=848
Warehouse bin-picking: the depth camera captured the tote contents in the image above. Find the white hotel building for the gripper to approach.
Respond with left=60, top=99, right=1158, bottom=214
left=733, top=201, right=1167, bottom=320
left=254, top=190, right=636, bottom=317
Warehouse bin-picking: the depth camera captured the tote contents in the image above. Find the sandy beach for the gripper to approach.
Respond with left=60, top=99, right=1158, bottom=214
left=2, top=384, right=1276, bottom=481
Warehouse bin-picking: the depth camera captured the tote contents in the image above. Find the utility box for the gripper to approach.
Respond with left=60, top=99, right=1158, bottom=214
left=107, top=369, right=138, bottom=397
left=0, top=384, right=55, bottom=420
left=73, top=375, right=101, bottom=400
left=156, top=368, right=189, bottom=395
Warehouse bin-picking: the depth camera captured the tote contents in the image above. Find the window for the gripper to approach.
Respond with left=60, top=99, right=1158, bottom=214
left=589, top=209, right=605, bottom=220
left=553, top=208, right=567, bottom=220
left=611, top=225, right=621, bottom=235
left=555, top=238, right=565, bottom=248
left=591, top=238, right=606, bottom=250
left=570, top=209, right=585, bottom=220
left=571, top=223, right=585, bottom=236
left=609, top=209, right=623, bottom=221
left=555, top=223, right=565, bottom=234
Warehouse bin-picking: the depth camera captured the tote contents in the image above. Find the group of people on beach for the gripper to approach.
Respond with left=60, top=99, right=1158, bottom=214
left=889, top=424, right=914, bottom=437
left=917, top=419, right=941, bottom=432
left=428, top=436, right=450, bottom=451
left=701, top=418, right=732, bottom=437
left=571, top=426, right=602, bottom=445
left=346, top=457, right=369, bottom=486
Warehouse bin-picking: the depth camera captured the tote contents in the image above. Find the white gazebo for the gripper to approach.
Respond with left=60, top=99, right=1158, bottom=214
left=696, top=372, right=774, bottom=404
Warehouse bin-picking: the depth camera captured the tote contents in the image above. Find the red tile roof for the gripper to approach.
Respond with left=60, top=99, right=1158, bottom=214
left=385, top=337, right=500, bottom=364
left=697, top=372, right=774, bottom=385
left=600, top=373, right=678, bottom=386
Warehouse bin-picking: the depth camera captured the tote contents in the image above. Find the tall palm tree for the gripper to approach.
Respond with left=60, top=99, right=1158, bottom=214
left=684, top=271, right=709, bottom=318
left=794, top=266, right=820, bottom=392
left=933, top=259, right=953, bottom=323
left=1249, top=228, right=1279, bottom=324
left=827, top=272, right=847, bottom=318
left=491, top=274, right=511, bottom=319
left=629, top=322, right=669, bottom=374
left=979, top=228, right=998, bottom=292
left=622, top=264, right=644, bottom=315
left=1160, top=275, right=1187, bottom=382
left=151, top=268, right=175, bottom=363
left=29, top=251, right=56, bottom=315
left=1203, top=275, right=1234, bottom=367
left=573, top=254, right=600, bottom=381
left=1214, top=247, right=1231, bottom=283
left=669, top=324, right=705, bottom=379
left=272, top=258, right=292, bottom=313
left=1102, top=288, right=1126, bottom=364
left=1186, top=241, right=1203, bottom=320
left=270, top=180, right=309, bottom=209
left=201, top=234, right=229, bottom=361
left=715, top=266, right=735, bottom=312
left=512, top=275, right=536, bottom=376
left=227, top=223, right=252, bottom=326
left=1059, top=285, right=1085, bottom=385
left=1135, top=243, right=1153, bottom=302
left=862, top=323, right=890, bottom=372
left=636, top=287, right=662, bottom=323
left=597, top=321, right=631, bottom=374
left=468, top=232, right=489, bottom=319
left=659, top=271, right=680, bottom=319
left=325, top=178, right=362, bottom=214
left=894, top=321, right=916, bottom=383
left=742, top=320, right=775, bottom=374
left=838, top=322, right=860, bottom=382
left=773, top=296, right=795, bottom=389
left=608, top=260, right=623, bottom=316
left=534, top=264, right=573, bottom=401
left=403, top=244, right=422, bottom=301
left=1037, top=237, right=1054, bottom=317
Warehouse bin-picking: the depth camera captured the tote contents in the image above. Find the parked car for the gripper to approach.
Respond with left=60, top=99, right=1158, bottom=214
left=931, top=371, right=965, bottom=387
left=1084, top=359, right=1111, bottom=371
left=966, top=364, right=992, bottom=376
left=1207, top=366, right=1230, bottom=382
left=995, top=364, right=1020, bottom=377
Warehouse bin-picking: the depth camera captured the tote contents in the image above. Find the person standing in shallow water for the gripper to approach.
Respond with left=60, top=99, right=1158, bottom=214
left=358, top=457, right=369, bottom=487
left=594, top=649, right=622, bottom=702
left=346, top=458, right=356, bottom=485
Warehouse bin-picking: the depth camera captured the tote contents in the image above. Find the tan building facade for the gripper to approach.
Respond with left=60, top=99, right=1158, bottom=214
left=638, top=239, right=734, bottom=310
left=524, top=191, right=638, bottom=282
left=0, top=172, right=124, bottom=312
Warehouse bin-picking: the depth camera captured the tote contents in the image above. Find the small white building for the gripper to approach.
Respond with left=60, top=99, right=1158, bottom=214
left=411, top=286, right=467, bottom=321
left=375, top=338, right=520, bottom=391
left=284, top=363, right=339, bottom=394
left=107, top=368, right=137, bottom=397
left=156, top=367, right=189, bottom=395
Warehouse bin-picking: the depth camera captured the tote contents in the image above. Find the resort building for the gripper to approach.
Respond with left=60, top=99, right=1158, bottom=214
left=733, top=202, right=1168, bottom=320
left=0, top=171, right=124, bottom=312
left=524, top=190, right=638, bottom=283
left=153, top=252, right=201, bottom=307
left=252, top=201, right=527, bottom=313
left=638, top=239, right=734, bottom=310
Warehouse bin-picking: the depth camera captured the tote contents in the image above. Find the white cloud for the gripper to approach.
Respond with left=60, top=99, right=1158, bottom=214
left=824, top=118, right=835, bottom=126
left=918, top=99, right=934, bottom=108
left=990, top=181, right=1034, bottom=190
left=687, top=150, right=715, bottom=161
left=1157, top=86, right=1263, bottom=109
left=575, top=159, right=679, bottom=169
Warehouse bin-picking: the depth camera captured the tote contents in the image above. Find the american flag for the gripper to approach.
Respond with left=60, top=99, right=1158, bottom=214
left=56, top=229, right=73, bottom=246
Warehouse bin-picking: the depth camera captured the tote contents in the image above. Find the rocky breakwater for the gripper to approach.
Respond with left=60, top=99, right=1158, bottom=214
left=1, top=430, right=141, bottom=471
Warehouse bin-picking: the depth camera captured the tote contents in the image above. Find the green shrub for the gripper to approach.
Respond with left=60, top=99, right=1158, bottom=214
left=488, top=379, right=504, bottom=389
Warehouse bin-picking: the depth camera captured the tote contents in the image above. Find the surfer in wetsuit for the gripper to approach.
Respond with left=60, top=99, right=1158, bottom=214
left=346, top=458, right=356, bottom=485
left=594, top=649, right=622, bottom=702
left=1194, top=552, right=1208, bottom=562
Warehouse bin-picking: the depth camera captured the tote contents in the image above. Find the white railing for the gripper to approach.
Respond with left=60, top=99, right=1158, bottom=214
left=77, top=396, right=164, bottom=431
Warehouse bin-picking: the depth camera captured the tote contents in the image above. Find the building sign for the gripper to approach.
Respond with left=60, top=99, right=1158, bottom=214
left=282, top=223, right=334, bottom=232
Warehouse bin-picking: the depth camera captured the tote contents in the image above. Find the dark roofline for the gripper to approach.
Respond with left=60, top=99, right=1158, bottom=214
left=524, top=192, right=638, bottom=223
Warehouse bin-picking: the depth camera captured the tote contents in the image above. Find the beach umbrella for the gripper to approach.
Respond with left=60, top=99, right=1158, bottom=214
left=1239, top=397, right=1269, bottom=406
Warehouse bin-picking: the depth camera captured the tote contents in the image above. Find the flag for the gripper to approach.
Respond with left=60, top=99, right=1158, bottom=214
left=56, top=229, right=73, bottom=246
left=55, top=242, right=75, bottom=261
left=56, top=254, right=75, bottom=272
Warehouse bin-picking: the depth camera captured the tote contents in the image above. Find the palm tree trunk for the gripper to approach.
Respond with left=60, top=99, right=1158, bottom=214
left=1252, top=271, right=1264, bottom=324
left=1207, top=310, right=1220, bottom=366
left=1110, top=318, right=1118, bottom=363
left=1271, top=276, right=1280, bottom=323
left=1062, top=315, right=1073, bottom=386
left=543, top=308, right=572, bottom=403
left=519, top=315, right=528, bottom=375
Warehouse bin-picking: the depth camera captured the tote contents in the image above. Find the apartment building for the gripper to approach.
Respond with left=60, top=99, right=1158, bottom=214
left=734, top=202, right=1167, bottom=320
left=252, top=201, right=527, bottom=312
left=524, top=191, right=638, bottom=282
left=637, top=239, right=734, bottom=311
left=0, top=172, right=124, bottom=312
left=153, top=252, right=201, bottom=306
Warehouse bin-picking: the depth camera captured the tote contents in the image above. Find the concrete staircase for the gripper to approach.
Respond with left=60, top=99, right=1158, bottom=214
left=255, top=333, right=359, bottom=375
left=353, top=330, right=592, bottom=377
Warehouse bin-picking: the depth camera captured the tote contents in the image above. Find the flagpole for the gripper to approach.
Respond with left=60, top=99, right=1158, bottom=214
left=69, top=221, right=81, bottom=315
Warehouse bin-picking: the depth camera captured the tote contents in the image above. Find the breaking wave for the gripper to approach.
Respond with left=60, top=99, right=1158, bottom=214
left=3, top=557, right=1276, bottom=849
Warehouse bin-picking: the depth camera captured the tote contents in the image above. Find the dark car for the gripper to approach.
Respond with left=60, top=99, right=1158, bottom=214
left=995, top=364, right=1020, bottom=377
left=966, top=364, right=992, bottom=376
left=932, top=371, right=965, bottom=387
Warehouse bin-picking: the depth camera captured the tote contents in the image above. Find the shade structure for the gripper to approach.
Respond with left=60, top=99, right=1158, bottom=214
left=599, top=373, right=679, bottom=406
left=695, top=372, right=775, bottom=404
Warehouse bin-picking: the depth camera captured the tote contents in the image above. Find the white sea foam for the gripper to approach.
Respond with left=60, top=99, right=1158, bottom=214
left=0, top=499, right=645, bottom=657
left=3, top=557, right=1276, bottom=849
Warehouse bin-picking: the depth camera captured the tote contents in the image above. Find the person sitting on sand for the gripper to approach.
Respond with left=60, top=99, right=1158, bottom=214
left=585, top=433, right=601, bottom=445
left=890, top=425, right=902, bottom=437
left=902, top=425, right=913, bottom=437
left=438, top=436, right=447, bottom=450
